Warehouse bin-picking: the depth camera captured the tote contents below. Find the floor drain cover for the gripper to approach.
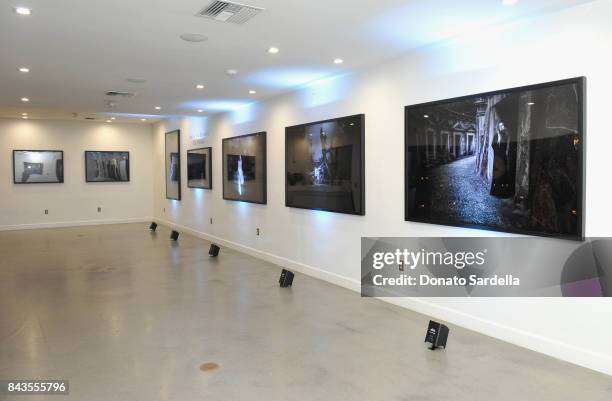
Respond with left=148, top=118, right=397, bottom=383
left=200, top=362, right=219, bottom=372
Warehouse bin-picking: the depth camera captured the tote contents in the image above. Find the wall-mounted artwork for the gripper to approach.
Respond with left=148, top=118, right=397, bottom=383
left=187, top=147, right=212, bottom=189
left=222, top=132, right=266, bottom=204
left=13, top=150, right=64, bottom=184
left=405, top=77, right=585, bottom=240
left=286, top=114, right=365, bottom=215
left=165, top=130, right=181, bottom=200
left=85, top=151, right=130, bottom=182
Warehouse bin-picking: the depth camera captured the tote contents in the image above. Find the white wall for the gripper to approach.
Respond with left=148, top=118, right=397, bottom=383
left=0, top=118, right=154, bottom=229
left=153, top=1, right=612, bottom=376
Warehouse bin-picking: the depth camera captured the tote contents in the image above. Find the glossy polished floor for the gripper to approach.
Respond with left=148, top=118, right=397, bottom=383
left=0, top=224, right=611, bottom=401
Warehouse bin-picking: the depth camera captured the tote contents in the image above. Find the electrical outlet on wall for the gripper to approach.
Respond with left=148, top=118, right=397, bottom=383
left=44, top=209, right=48, bottom=215
left=210, top=218, right=213, bottom=224
left=256, top=228, right=260, bottom=236
left=97, top=207, right=102, bottom=213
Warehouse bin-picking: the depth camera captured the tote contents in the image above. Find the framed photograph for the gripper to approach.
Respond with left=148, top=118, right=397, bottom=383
left=285, top=114, right=365, bottom=215
left=222, top=132, right=266, bottom=204
left=13, top=150, right=64, bottom=184
left=187, top=147, right=212, bottom=189
left=165, top=130, right=181, bottom=200
left=405, top=77, right=585, bottom=240
left=85, top=151, right=130, bottom=182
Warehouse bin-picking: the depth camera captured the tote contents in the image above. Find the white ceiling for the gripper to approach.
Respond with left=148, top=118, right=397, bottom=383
left=0, top=0, right=596, bottom=123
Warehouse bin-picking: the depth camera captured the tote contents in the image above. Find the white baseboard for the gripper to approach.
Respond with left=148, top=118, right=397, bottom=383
left=156, top=218, right=360, bottom=291
left=0, top=217, right=152, bottom=232
left=156, top=218, right=612, bottom=377
left=384, top=297, right=612, bottom=377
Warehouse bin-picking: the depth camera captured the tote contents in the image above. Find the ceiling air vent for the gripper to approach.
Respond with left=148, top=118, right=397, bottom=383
left=196, top=1, right=263, bottom=24
left=105, top=91, right=135, bottom=98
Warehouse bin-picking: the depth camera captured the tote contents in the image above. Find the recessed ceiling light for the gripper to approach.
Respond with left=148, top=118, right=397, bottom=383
left=195, top=84, right=205, bottom=89
left=249, top=90, right=256, bottom=94
left=106, top=120, right=112, bottom=123
left=423, top=114, right=429, bottom=118
left=110, top=117, right=116, bottom=120
left=501, top=0, right=518, bottom=5
left=180, top=33, right=208, bottom=43
left=155, top=106, right=161, bottom=110
left=197, top=109, right=203, bottom=113
left=19, top=67, right=30, bottom=73
left=267, top=46, right=279, bottom=54
left=333, top=58, right=344, bottom=64
left=226, top=69, right=238, bottom=76
left=140, top=118, right=147, bottom=121
left=22, top=116, right=28, bottom=119
left=527, top=102, right=535, bottom=106
left=14, top=7, right=31, bottom=15
left=21, top=97, right=29, bottom=102
left=21, top=112, right=28, bottom=116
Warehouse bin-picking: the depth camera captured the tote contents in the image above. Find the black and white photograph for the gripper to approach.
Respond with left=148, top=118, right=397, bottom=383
left=405, top=77, right=585, bottom=239
left=286, top=114, right=365, bottom=215
left=222, top=132, right=266, bottom=204
left=187, top=147, right=212, bottom=189
left=85, top=151, right=130, bottom=182
left=13, top=150, right=64, bottom=184
left=165, top=130, right=181, bottom=200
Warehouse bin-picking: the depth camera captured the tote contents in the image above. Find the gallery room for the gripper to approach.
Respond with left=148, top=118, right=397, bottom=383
left=1, top=0, right=611, bottom=400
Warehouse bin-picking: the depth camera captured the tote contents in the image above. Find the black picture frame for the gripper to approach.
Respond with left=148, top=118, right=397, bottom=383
left=222, top=132, right=267, bottom=204
left=165, top=129, right=181, bottom=200
left=187, top=147, right=212, bottom=190
left=13, top=150, right=64, bottom=184
left=285, top=114, right=366, bottom=215
left=404, top=77, right=585, bottom=241
left=84, top=151, right=130, bottom=182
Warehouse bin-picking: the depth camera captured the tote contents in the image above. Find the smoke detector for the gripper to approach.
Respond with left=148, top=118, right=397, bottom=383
left=105, top=91, right=136, bottom=98
left=196, top=1, right=264, bottom=24
left=180, top=33, right=208, bottom=42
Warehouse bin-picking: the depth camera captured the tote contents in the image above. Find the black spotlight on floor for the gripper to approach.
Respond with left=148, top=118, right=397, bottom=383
left=425, top=320, right=449, bottom=350
left=279, top=269, right=294, bottom=288
left=149, top=222, right=157, bottom=232
left=170, top=230, right=180, bottom=241
left=208, top=244, right=220, bottom=257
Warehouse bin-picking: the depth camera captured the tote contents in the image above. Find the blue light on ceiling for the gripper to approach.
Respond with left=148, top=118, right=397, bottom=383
left=180, top=100, right=253, bottom=113
left=230, top=102, right=259, bottom=125
left=299, top=73, right=353, bottom=108
left=187, top=116, right=209, bottom=140
left=245, top=68, right=334, bottom=89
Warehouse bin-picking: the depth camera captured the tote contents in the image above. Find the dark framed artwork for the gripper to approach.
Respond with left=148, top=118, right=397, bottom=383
left=405, top=77, right=585, bottom=240
left=222, top=132, right=266, bottom=204
left=165, top=129, right=181, bottom=200
left=187, top=147, right=212, bottom=189
left=13, top=150, right=64, bottom=184
left=285, top=114, right=365, bottom=215
left=85, top=151, right=130, bottom=182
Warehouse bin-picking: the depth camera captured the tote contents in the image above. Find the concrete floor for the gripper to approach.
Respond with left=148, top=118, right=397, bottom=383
left=0, top=224, right=610, bottom=401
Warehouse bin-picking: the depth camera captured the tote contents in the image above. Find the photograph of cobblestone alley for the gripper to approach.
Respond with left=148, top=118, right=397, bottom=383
left=405, top=78, right=584, bottom=239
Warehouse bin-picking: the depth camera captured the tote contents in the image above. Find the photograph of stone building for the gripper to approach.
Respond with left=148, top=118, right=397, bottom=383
left=405, top=78, right=584, bottom=239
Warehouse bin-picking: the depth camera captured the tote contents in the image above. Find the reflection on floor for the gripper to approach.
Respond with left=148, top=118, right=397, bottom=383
left=0, top=224, right=610, bottom=401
